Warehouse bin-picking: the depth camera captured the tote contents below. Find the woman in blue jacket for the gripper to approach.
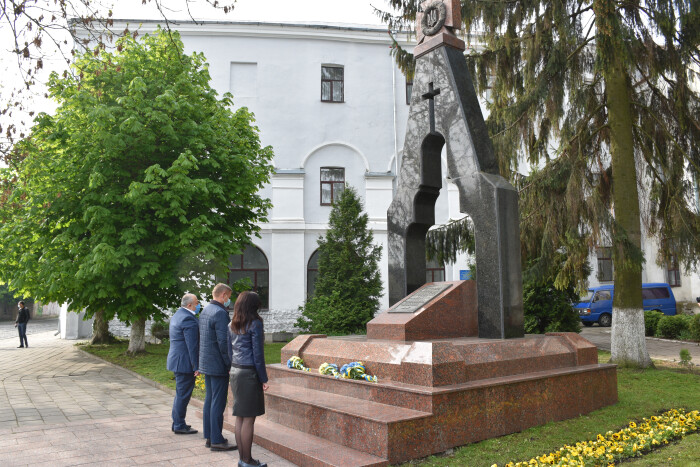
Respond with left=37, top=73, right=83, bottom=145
left=230, top=291, right=269, bottom=467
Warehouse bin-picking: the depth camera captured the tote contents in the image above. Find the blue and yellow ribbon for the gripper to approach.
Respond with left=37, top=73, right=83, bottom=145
left=286, top=356, right=310, bottom=372
left=339, top=361, right=377, bottom=382
left=319, top=362, right=341, bottom=378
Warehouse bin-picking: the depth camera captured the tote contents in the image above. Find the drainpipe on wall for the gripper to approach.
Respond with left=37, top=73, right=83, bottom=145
left=391, top=52, right=398, bottom=176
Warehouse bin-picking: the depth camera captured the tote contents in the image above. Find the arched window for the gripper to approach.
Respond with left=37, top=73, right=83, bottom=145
left=426, top=257, right=445, bottom=283
left=228, top=245, right=269, bottom=309
left=307, top=249, right=320, bottom=298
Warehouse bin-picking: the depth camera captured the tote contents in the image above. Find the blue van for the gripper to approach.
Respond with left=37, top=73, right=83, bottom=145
left=575, top=283, right=676, bottom=327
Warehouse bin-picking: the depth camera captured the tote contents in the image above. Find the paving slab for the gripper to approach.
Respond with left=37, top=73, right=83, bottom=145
left=0, top=326, right=296, bottom=466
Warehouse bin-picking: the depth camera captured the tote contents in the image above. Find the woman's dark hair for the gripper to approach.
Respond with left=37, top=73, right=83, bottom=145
left=230, top=291, right=262, bottom=334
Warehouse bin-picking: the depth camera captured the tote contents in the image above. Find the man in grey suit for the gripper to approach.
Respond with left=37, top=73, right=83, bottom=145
left=167, top=293, right=201, bottom=435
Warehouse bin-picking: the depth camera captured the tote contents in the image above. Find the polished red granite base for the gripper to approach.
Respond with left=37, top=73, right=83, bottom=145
left=366, top=280, right=478, bottom=341
left=223, top=333, right=619, bottom=465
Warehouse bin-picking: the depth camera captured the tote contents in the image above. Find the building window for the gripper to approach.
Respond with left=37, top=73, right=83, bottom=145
left=321, top=65, right=344, bottom=102
left=307, top=249, right=320, bottom=299
left=596, top=247, right=613, bottom=282
left=228, top=245, right=269, bottom=309
left=406, top=79, right=413, bottom=105
left=320, top=167, right=345, bottom=205
left=426, top=257, right=445, bottom=282
left=666, top=253, right=681, bottom=287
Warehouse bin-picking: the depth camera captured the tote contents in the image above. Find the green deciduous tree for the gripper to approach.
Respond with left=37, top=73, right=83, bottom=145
left=0, top=28, right=273, bottom=353
left=380, top=0, right=700, bottom=368
left=296, top=186, right=383, bottom=335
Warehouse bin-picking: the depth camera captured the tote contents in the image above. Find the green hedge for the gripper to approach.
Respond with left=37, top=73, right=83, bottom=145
left=643, top=311, right=700, bottom=341
left=690, top=314, right=700, bottom=341
left=150, top=321, right=169, bottom=339
left=644, top=310, right=664, bottom=336
left=655, top=315, right=696, bottom=340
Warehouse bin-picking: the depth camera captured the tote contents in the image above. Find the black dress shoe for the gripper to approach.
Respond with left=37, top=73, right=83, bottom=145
left=173, top=427, right=198, bottom=435
left=239, top=459, right=267, bottom=467
left=205, top=437, right=227, bottom=447
left=17, top=346, right=24, bottom=348
left=210, top=441, right=237, bottom=451
left=172, top=424, right=191, bottom=432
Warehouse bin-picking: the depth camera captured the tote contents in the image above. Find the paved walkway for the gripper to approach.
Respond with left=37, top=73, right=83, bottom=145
left=581, top=325, right=700, bottom=364
left=0, top=327, right=294, bottom=466
left=0, top=318, right=58, bottom=340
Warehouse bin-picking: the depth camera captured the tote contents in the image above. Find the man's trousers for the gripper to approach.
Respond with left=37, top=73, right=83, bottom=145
left=17, top=323, right=27, bottom=347
left=171, top=372, right=196, bottom=431
left=202, top=374, right=228, bottom=444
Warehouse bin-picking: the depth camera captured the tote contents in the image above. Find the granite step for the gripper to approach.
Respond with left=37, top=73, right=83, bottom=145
left=263, top=382, right=432, bottom=458
left=249, top=417, right=388, bottom=467
left=267, top=364, right=434, bottom=412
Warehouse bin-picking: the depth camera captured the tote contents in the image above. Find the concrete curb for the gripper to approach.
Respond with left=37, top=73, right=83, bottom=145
left=76, top=346, right=205, bottom=409
left=645, top=336, right=700, bottom=346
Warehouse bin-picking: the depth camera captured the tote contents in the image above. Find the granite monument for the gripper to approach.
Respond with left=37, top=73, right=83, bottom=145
left=388, top=0, right=523, bottom=339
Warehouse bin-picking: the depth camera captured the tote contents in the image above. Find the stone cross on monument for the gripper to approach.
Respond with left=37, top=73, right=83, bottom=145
left=422, top=82, right=440, bottom=132
left=387, top=0, right=524, bottom=339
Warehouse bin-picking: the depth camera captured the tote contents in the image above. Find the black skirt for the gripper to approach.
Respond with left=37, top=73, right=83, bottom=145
left=230, top=367, right=265, bottom=417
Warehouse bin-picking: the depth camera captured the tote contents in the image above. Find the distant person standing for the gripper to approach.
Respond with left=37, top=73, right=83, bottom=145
left=15, top=301, right=30, bottom=348
left=230, top=291, right=269, bottom=467
left=199, top=283, right=237, bottom=451
left=167, top=293, right=201, bottom=435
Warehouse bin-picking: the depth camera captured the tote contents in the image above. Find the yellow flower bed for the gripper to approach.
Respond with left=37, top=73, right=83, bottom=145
left=195, top=374, right=205, bottom=390
left=493, top=409, right=699, bottom=467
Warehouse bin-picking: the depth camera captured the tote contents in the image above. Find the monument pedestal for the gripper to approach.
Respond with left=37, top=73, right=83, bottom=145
left=216, top=281, right=617, bottom=466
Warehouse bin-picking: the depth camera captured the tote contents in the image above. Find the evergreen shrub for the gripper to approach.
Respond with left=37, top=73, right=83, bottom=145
left=150, top=321, right=169, bottom=339
left=656, top=315, right=689, bottom=339
left=689, top=314, right=700, bottom=341
left=644, top=310, right=664, bottom=337
left=296, top=187, right=383, bottom=335
left=523, top=280, right=581, bottom=334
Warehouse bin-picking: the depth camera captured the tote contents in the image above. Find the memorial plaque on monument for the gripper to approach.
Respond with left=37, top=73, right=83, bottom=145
left=389, top=283, right=453, bottom=313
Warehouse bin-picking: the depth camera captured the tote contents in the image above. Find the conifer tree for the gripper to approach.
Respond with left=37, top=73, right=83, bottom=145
left=296, top=186, right=383, bottom=335
left=379, top=0, right=700, bottom=368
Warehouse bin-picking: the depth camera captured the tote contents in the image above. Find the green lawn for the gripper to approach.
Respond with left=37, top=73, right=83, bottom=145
left=80, top=344, right=700, bottom=466
left=80, top=339, right=287, bottom=401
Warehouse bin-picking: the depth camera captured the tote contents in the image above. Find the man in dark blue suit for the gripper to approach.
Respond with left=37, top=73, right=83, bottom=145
left=199, top=283, right=237, bottom=451
left=167, top=293, right=201, bottom=435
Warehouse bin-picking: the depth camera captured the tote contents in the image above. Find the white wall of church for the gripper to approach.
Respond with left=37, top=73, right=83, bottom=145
left=178, top=25, right=410, bottom=174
